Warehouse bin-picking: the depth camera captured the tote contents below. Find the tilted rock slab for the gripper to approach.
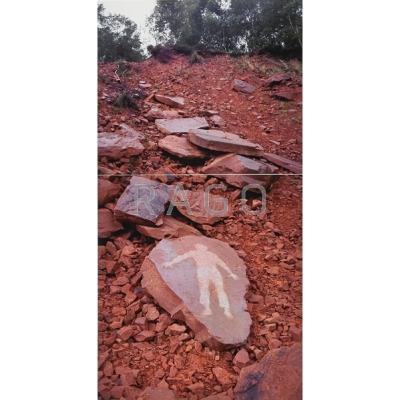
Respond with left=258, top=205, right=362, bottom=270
left=114, top=176, right=173, bottom=226
left=136, top=216, right=202, bottom=240
left=98, top=208, right=123, bottom=239
left=141, top=236, right=251, bottom=349
left=263, top=153, right=302, bottom=174
left=233, top=79, right=256, bottom=94
left=158, top=135, right=209, bottom=159
left=172, top=189, right=231, bottom=225
left=234, top=344, right=302, bottom=400
left=156, top=117, right=209, bottom=134
left=188, top=129, right=264, bottom=157
left=271, top=90, right=295, bottom=102
left=98, top=130, right=144, bottom=160
left=202, top=154, right=279, bottom=191
left=265, top=72, right=292, bottom=88
left=98, top=179, right=121, bottom=207
left=155, top=94, right=185, bottom=108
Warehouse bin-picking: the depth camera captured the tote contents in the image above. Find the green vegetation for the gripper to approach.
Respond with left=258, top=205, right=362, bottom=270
left=98, top=4, right=144, bottom=62
left=98, top=1, right=302, bottom=62
left=149, top=0, right=302, bottom=58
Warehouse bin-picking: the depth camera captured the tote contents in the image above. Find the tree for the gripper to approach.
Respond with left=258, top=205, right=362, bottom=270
left=98, top=3, right=144, bottom=62
left=149, top=0, right=302, bottom=57
left=229, top=0, right=302, bottom=56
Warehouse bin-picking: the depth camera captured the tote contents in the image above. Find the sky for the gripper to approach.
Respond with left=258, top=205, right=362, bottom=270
left=102, top=0, right=157, bottom=48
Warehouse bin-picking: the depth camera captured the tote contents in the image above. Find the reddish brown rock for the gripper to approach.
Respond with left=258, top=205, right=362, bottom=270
left=265, top=73, right=292, bottom=88
left=140, top=387, right=176, bottom=400
left=172, top=189, right=231, bottom=225
left=233, top=348, right=250, bottom=368
left=156, top=117, right=209, bottom=134
left=234, top=344, right=302, bottom=400
left=135, top=330, right=155, bottom=342
left=145, top=106, right=180, bottom=121
left=203, top=395, right=232, bottom=400
left=202, top=154, right=278, bottom=191
left=233, top=79, right=256, bottom=94
left=213, top=367, right=233, bottom=386
left=271, top=90, right=295, bottom=101
left=155, top=94, right=185, bottom=108
left=188, top=129, right=264, bottom=157
left=109, top=386, right=125, bottom=398
left=141, top=236, right=251, bottom=349
left=158, top=135, right=209, bottom=159
left=98, top=208, right=123, bottom=238
left=98, top=130, right=144, bottom=160
left=119, top=123, right=144, bottom=138
left=136, top=216, right=202, bottom=240
left=263, top=153, right=302, bottom=174
left=98, top=179, right=121, bottom=207
left=114, top=176, right=173, bottom=227
left=145, top=305, right=160, bottom=321
left=118, top=326, right=135, bottom=341
left=165, top=323, right=186, bottom=335
left=203, top=109, right=219, bottom=116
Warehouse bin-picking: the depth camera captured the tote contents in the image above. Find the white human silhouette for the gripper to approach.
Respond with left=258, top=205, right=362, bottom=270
left=163, top=243, right=238, bottom=319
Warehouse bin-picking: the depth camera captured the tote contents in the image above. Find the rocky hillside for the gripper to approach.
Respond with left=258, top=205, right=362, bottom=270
left=98, top=53, right=302, bottom=400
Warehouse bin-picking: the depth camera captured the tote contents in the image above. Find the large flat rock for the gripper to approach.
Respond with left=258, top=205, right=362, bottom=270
left=234, top=344, right=302, bottom=400
left=172, top=189, right=231, bottom=225
left=136, top=216, right=202, bottom=240
left=98, top=131, right=144, bottom=160
left=188, top=129, right=264, bottom=157
left=155, top=94, right=185, bottom=108
left=158, top=135, right=209, bottom=159
left=141, top=236, right=251, bottom=349
left=202, top=154, right=278, bottom=190
left=114, top=176, right=172, bottom=226
left=156, top=117, right=209, bottom=134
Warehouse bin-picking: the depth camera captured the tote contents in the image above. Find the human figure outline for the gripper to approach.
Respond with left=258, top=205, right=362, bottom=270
left=163, top=244, right=238, bottom=319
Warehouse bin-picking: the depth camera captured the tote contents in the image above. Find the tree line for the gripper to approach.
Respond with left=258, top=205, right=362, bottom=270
left=98, top=0, right=302, bottom=62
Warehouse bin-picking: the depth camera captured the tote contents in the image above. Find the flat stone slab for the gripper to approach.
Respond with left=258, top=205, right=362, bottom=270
left=136, top=216, right=202, bottom=240
left=98, top=131, right=144, bottom=160
left=233, top=79, right=256, bottom=94
left=158, top=135, right=209, bottom=159
left=172, top=189, right=231, bottom=225
left=234, top=344, right=302, bottom=400
left=98, top=208, right=123, bottom=239
left=156, top=117, right=209, bottom=134
left=141, top=236, right=251, bottom=349
left=155, top=94, right=185, bottom=108
left=114, top=176, right=173, bottom=226
left=188, top=129, right=264, bottom=157
left=202, top=154, right=278, bottom=190
left=263, top=153, right=302, bottom=174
